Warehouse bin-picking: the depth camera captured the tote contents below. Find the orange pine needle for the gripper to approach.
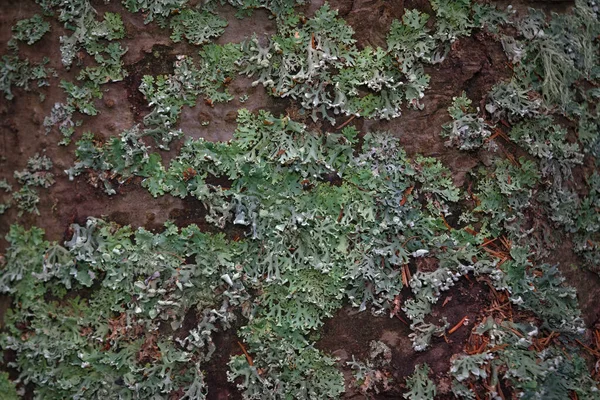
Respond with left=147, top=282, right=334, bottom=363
left=497, top=128, right=511, bottom=141
left=488, top=344, right=509, bottom=353
left=448, top=316, right=468, bottom=335
left=575, top=339, right=600, bottom=357
left=473, top=341, right=488, bottom=354
left=485, top=130, right=501, bottom=143
left=464, top=227, right=479, bottom=236
left=571, top=391, right=579, bottom=400
left=403, top=235, right=418, bottom=247
left=469, top=382, right=481, bottom=400
left=480, top=237, right=499, bottom=248
left=335, top=114, right=357, bottom=130
left=507, top=327, right=524, bottom=338
left=400, top=186, right=414, bottom=206
left=395, top=314, right=409, bottom=326
left=496, top=383, right=506, bottom=400
left=500, top=236, right=512, bottom=251
left=237, top=341, right=254, bottom=366
left=440, top=213, right=452, bottom=230
left=401, top=265, right=409, bottom=286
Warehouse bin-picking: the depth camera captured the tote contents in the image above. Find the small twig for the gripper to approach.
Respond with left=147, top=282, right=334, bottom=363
left=345, top=180, right=369, bottom=192
left=402, top=235, right=418, bottom=247
left=539, top=331, right=559, bottom=347
left=394, top=313, right=409, bottom=326
left=576, top=339, right=600, bottom=357
left=500, top=147, right=520, bottom=166
left=335, top=114, right=357, bottom=130
left=440, top=213, right=452, bottom=230
left=463, top=274, right=473, bottom=285
left=483, top=247, right=509, bottom=260
left=496, top=128, right=511, bottom=141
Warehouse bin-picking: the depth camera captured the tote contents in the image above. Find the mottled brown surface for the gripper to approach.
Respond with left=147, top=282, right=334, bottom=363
left=328, top=0, right=406, bottom=48
left=0, top=0, right=286, bottom=249
left=362, top=31, right=512, bottom=187
left=544, top=238, right=600, bottom=328
left=317, top=279, right=490, bottom=398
